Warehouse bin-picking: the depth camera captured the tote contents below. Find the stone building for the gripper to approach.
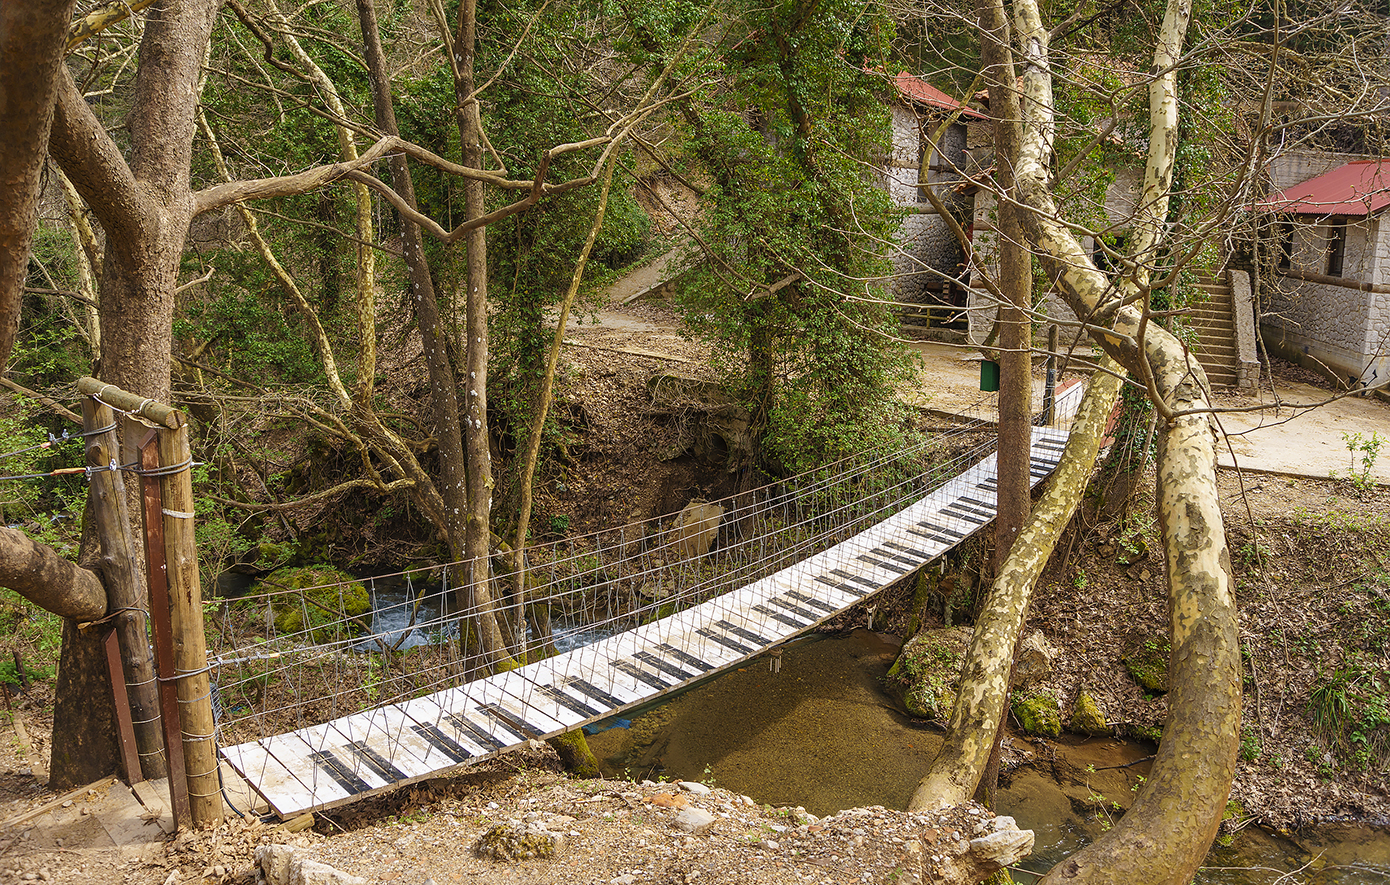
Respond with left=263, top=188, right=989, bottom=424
left=1256, top=154, right=1390, bottom=389
left=885, top=72, right=987, bottom=331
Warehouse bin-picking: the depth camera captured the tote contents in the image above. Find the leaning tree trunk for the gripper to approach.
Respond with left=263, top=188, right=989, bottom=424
left=911, top=355, right=1125, bottom=810
left=1008, top=0, right=1243, bottom=881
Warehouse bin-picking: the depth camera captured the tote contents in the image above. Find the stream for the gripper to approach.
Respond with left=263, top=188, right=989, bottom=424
left=583, top=630, right=1390, bottom=884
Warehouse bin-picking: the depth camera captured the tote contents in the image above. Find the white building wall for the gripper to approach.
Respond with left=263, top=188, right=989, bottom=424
left=1262, top=217, right=1385, bottom=385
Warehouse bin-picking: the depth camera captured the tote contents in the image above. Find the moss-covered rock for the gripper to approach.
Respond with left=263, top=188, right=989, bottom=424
left=1122, top=637, right=1170, bottom=694
left=1069, top=690, right=1108, bottom=736
left=1012, top=693, right=1062, bottom=737
left=474, top=822, right=562, bottom=861
left=254, top=565, right=371, bottom=641
left=885, top=627, right=970, bottom=721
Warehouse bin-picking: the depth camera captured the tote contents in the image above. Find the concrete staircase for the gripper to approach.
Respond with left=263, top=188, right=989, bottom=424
left=1183, top=276, right=1241, bottom=388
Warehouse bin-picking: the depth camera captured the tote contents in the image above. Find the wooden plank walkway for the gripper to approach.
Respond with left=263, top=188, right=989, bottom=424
left=221, top=386, right=1084, bottom=818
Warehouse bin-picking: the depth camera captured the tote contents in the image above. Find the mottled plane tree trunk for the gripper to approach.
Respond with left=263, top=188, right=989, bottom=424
left=1012, top=0, right=1241, bottom=880
left=913, top=0, right=1241, bottom=879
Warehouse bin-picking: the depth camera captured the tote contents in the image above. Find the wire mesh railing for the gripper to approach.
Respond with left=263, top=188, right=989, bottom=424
left=208, top=392, right=1041, bottom=748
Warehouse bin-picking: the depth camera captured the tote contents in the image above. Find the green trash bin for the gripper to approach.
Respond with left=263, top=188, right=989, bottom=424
left=980, top=359, right=1000, bottom=392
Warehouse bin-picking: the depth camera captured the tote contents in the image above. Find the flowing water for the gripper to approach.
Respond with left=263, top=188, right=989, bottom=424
left=584, top=630, right=1390, bottom=884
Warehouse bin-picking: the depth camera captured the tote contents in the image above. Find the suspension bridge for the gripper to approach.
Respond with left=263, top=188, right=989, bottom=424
left=215, top=383, right=1085, bottom=818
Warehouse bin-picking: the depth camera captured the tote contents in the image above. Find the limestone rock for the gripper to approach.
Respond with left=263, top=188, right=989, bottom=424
left=1012, top=631, right=1057, bottom=689
left=967, top=816, right=1035, bottom=867
left=672, top=807, right=717, bottom=834
left=1069, top=690, right=1108, bottom=735
left=474, top=821, right=564, bottom=861
left=256, top=845, right=368, bottom=885
left=677, top=781, right=711, bottom=795
left=670, top=502, right=723, bottom=560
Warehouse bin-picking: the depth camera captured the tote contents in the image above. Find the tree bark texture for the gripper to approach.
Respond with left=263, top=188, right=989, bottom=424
left=1010, top=0, right=1243, bottom=881
left=454, top=0, right=512, bottom=668
left=980, top=0, right=1031, bottom=577
left=48, top=0, right=222, bottom=402
left=0, top=0, right=78, bottom=371
left=911, top=359, right=1125, bottom=811
left=0, top=527, right=106, bottom=621
left=49, top=618, right=119, bottom=788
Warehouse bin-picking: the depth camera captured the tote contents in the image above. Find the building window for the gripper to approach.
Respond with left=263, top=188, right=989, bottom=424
left=1326, top=219, right=1347, bottom=277
left=1276, top=220, right=1294, bottom=272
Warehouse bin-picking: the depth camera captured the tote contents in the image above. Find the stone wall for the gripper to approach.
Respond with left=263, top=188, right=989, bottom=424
left=1268, top=149, right=1373, bottom=192
left=888, top=105, right=970, bottom=304
left=1262, top=216, right=1388, bottom=386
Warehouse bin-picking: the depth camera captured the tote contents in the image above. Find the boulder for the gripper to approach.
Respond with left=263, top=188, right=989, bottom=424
left=886, top=627, right=971, bottom=721
left=256, top=844, right=368, bottom=885
left=1012, top=693, right=1062, bottom=738
left=1069, top=690, right=1108, bottom=736
left=1012, top=631, right=1057, bottom=689
left=670, top=502, right=723, bottom=560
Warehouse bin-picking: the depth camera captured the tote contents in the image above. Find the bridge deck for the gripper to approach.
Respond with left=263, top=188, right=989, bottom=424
left=222, top=391, right=1081, bottom=817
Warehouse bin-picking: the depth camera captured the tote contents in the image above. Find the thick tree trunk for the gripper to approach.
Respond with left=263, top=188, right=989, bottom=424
left=1009, top=0, right=1242, bottom=881
left=50, top=618, right=119, bottom=788
left=0, top=0, right=78, bottom=370
left=911, top=357, right=1125, bottom=810
left=45, top=0, right=221, bottom=792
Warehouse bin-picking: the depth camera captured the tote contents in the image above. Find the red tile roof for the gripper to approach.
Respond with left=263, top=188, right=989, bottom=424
left=1257, top=159, right=1390, bottom=217
left=893, top=71, right=987, bottom=120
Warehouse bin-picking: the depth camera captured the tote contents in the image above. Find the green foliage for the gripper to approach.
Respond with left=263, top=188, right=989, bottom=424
left=658, top=0, right=914, bottom=475
left=1330, top=431, right=1384, bottom=491
left=1239, top=725, right=1261, bottom=763
left=0, top=404, right=84, bottom=557
left=1308, top=655, right=1390, bottom=771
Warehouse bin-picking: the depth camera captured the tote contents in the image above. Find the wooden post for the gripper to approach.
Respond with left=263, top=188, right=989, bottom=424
left=156, top=418, right=223, bottom=827
left=82, top=397, right=167, bottom=781
left=140, top=434, right=190, bottom=827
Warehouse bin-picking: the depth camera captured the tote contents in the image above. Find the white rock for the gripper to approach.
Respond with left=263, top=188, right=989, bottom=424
left=678, top=781, right=711, bottom=795
left=672, top=808, right=716, bottom=835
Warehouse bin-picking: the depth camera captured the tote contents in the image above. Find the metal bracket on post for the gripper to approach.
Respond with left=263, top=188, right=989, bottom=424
left=139, top=429, right=191, bottom=828
left=102, top=628, right=143, bottom=784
